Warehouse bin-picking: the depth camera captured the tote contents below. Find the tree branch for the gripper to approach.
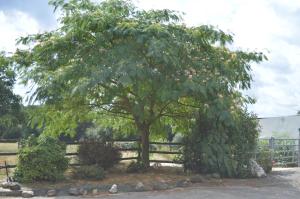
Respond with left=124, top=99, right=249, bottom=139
left=176, top=101, right=202, bottom=109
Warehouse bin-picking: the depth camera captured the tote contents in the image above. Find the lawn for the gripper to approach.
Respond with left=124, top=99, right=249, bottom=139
left=0, top=143, right=18, bottom=179
left=0, top=143, right=18, bottom=165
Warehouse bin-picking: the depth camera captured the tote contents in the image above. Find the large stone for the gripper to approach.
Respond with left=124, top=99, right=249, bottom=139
left=250, top=159, right=267, bottom=178
left=92, top=188, right=98, bottom=195
left=190, top=175, right=205, bottom=183
left=1, top=182, right=21, bottom=190
left=47, top=189, right=57, bottom=197
left=69, top=187, right=80, bottom=196
left=79, top=187, right=87, bottom=195
left=22, top=190, right=34, bottom=198
left=109, top=184, right=118, bottom=194
left=135, top=182, right=145, bottom=192
left=152, top=162, right=162, bottom=169
left=0, top=187, right=22, bottom=197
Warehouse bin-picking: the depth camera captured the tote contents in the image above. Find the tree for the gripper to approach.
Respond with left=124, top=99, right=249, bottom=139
left=13, top=0, right=265, bottom=166
left=0, top=53, right=22, bottom=137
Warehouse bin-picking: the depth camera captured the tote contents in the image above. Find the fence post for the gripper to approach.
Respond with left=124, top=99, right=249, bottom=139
left=298, top=130, right=300, bottom=167
left=4, top=161, right=9, bottom=182
left=269, top=137, right=275, bottom=162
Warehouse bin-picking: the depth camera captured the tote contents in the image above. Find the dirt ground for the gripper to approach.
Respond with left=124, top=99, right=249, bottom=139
left=101, top=167, right=300, bottom=199
left=5, top=167, right=300, bottom=199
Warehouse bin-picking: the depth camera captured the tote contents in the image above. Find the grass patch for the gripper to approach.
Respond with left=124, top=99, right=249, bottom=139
left=0, top=143, right=18, bottom=180
left=0, top=143, right=18, bottom=153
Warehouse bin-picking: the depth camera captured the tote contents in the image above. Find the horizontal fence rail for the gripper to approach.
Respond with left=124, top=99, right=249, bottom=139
left=0, top=139, right=20, bottom=143
left=0, top=138, right=184, bottom=169
left=0, top=152, right=18, bottom=156
left=149, top=142, right=183, bottom=146
left=2, top=136, right=300, bottom=168
left=6, top=137, right=299, bottom=168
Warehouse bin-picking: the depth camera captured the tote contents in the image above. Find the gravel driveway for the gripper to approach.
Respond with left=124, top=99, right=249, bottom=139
left=7, top=168, right=300, bottom=199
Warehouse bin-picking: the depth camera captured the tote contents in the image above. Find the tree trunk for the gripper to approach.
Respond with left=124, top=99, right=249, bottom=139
left=138, top=124, right=150, bottom=167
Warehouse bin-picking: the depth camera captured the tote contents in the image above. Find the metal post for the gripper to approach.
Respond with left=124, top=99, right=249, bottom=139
left=269, top=137, right=275, bottom=162
left=298, top=129, right=300, bottom=167
left=269, top=137, right=275, bottom=149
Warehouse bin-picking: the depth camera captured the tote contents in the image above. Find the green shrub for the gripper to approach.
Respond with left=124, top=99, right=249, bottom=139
left=126, top=161, right=147, bottom=173
left=78, top=127, right=121, bottom=169
left=256, top=148, right=272, bottom=173
left=14, top=135, right=69, bottom=183
left=72, top=165, right=105, bottom=180
left=182, top=109, right=259, bottom=178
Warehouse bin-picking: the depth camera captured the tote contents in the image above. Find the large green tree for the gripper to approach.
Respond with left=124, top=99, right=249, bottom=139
left=13, top=0, right=265, bottom=166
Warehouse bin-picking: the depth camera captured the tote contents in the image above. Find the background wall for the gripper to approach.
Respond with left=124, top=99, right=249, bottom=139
left=259, top=115, right=300, bottom=138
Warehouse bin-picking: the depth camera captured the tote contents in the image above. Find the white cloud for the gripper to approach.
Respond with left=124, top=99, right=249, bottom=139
left=0, top=10, right=40, bottom=52
left=0, top=10, right=41, bottom=101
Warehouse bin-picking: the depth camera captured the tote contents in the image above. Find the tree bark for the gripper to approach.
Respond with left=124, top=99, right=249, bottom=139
left=138, top=124, right=150, bottom=167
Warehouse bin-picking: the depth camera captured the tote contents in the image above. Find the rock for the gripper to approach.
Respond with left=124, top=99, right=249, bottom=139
left=69, top=187, right=80, bottom=196
left=152, top=162, right=162, bottom=169
left=0, top=187, right=22, bottom=197
left=212, top=173, right=221, bottom=179
left=1, top=182, right=21, bottom=190
left=176, top=179, right=190, bottom=187
left=92, top=188, right=98, bottom=195
left=135, top=182, right=145, bottom=192
left=79, top=188, right=87, bottom=195
left=250, top=159, right=267, bottom=178
left=22, top=190, right=34, bottom=198
left=47, top=189, right=57, bottom=197
left=83, top=190, right=88, bottom=195
left=152, top=182, right=168, bottom=190
left=190, top=175, right=205, bottom=183
left=109, top=184, right=118, bottom=194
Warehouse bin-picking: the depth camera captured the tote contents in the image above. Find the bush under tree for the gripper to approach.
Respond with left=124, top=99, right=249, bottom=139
left=182, top=107, right=260, bottom=178
left=14, top=135, right=69, bottom=182
left=78, top=127, right=121, bottom=169
left=256, top=147, right=272, bottom=173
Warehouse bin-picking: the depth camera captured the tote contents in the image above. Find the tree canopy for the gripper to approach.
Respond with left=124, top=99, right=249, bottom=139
left=13, top=0, right=265, bottom=166
left=0, top=53, right=23, bottom=137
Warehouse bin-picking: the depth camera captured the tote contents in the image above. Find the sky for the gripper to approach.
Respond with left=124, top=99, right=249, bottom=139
left=1, top=0, right=300, bottom=118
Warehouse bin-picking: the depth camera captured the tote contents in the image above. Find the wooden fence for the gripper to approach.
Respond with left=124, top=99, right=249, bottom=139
left=0, top=139, right=184, bottom=169
left=3, top=137, right=300, bottom=171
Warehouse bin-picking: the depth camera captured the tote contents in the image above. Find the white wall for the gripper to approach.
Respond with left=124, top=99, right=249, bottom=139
left=258, top=115, right=300, bottom=138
